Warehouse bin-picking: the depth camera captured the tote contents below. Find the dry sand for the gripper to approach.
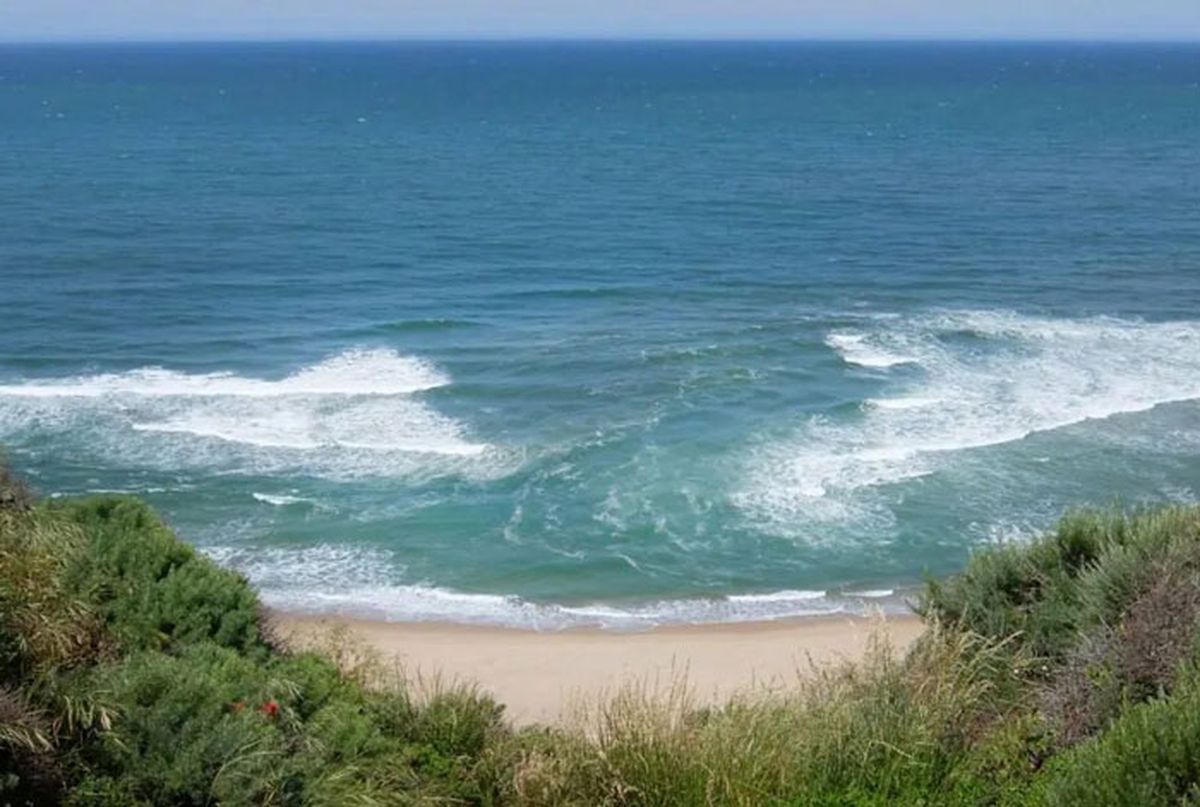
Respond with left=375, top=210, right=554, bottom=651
left=273, top=612, right=925, bottom=725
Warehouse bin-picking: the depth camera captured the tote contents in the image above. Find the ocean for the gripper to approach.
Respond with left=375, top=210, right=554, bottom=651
left=2, top=41, right=1199, bottom=628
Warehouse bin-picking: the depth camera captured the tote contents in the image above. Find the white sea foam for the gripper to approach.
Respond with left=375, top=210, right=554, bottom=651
left=825, top=333, right=917, bottom=368
left=0, top=349, right=499, bottom=479
left=262, top=586, right=902, bottom=630
left=201, top=544, right=905, bottom=630
left=866, top=396, right=942, bottom=411
left=742, top=311, right=1200, bottom=537
left=252, top=492, right=317, bottom=507
left=727, top=589, right=826, bottom=603
left=0, top=348, right=447, bottom=398
left=203, top=544, right=400, bottom=590
left=131, top=397, right=485, bottom=456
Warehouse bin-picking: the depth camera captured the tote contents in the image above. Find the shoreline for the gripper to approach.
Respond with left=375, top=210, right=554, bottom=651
left=271, top=610, right=926, bottom=725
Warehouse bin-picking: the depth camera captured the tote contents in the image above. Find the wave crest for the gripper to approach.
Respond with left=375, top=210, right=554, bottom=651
left=0, top=348, right=499, bottom=479
left=742, top=311, right=1200, bottom=537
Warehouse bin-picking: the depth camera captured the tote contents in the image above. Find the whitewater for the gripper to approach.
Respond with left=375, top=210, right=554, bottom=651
left=3, top=309, right=1199, bottom=627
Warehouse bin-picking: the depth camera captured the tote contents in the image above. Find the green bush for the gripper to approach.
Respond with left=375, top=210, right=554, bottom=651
left=941, top=713, right=1053, bottom=806
left=53, top=496, right=269, bottom=657
left=0, top=458, right=33, bottom=512
left=70, top=643, right=293, bottom=805
left=921, top=507, right=1200, bottom=661
left=1039, top=669, right=1200, bottom=804
left=412, top=688, right=507, bottom=759
left=1040, top=560, right=1200, bottom=746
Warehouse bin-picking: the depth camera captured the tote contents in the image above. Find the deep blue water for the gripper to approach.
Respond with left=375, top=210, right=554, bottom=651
left=2, top=42, right=1200, bottom=627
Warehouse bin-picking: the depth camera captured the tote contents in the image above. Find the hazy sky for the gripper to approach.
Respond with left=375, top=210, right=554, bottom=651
left=2, top=0, right=1198, bottom=42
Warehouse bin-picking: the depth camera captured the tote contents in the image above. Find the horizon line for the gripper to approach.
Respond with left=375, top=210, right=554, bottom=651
left=3, top=35, right=1200, bottom=47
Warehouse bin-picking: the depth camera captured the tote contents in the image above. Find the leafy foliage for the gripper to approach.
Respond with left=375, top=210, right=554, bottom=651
left=53, top=497, right=269, bottom=657
left=1040, top=668, right=1200, bottom=805
left=920, top=507, right=1200, bottom=659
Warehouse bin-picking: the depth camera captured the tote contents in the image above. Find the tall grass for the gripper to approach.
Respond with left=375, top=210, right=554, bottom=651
left=0, top=510, right=102, bottom=681
left=486, top=627, right=1034, bottom=805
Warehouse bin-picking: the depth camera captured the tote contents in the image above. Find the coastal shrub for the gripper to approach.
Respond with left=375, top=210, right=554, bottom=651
left=1041, top=560, right=1200, bottom=746
left=0, top=506, right=114, bottom=736
left=921, top=507, right=1200, bottom=660
left=68, top=643, right=293, bottom=805
left=51, top=637, right=508, bottom=805
left=475, top=726, right=608, bottom=806
left=1038, top=668, right=1200, bottom=804
left=0, top=477, right=504, bottom=803
left=413, top=687, right=507, bottom=759
left=300, top=683, right=509, bottom=803
left=52, top=496, right=268, bottom=657
left=0, top=457, right=33, bottom=512
left=0, top=686, right=52, bottom=755
left=1068, top=508, right=1200, bottom=633
left=0, top=502, right=113, bottom=804
left=940, top=713, right=1053, bottom=806
left=491, top=505, right=1200, bottom=805
left=918, top=510, right=1109, bottom=657
left=0, top=685, right=60, bottom=804
left=1109, top=564, right=1200, bottom=698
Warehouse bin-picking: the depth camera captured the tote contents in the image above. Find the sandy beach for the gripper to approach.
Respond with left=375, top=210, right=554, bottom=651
left=273, top=612, right=925, bottom=725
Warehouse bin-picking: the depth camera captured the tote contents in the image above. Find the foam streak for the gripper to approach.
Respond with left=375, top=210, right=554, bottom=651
left=743, top=311, right=1200, bottom=535
left=0, top=348, right=495, bottom=478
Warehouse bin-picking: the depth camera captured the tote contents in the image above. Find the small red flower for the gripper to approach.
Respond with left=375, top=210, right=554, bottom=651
left=259, top=700, right=279, bottom=718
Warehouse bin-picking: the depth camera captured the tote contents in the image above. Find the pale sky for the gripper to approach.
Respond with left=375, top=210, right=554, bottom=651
left=2, top=0, right=1198, bottom=42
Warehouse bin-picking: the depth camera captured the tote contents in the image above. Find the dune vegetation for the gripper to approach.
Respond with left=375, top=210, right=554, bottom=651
left=4, top=459, right=1200, bottom=805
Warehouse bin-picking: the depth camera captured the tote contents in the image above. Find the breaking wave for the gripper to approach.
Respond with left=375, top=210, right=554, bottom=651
left=741, top=311, right=1200, bottom=537
left=0, top=348, right=502, bottom=479
left=201, top=544, right=907, bottom=630
left=825, top=332, right=918, bottom=368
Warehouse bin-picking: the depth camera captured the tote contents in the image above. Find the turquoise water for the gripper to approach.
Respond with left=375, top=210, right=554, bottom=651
left=2, top=42, right=1200, bottom=628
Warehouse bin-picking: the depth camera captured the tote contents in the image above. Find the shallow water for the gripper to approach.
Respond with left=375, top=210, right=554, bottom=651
left=2, top=42, right=1199, bottom=627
